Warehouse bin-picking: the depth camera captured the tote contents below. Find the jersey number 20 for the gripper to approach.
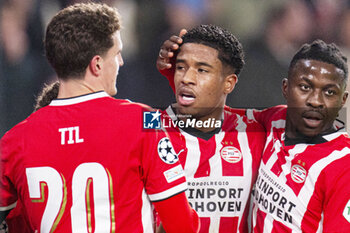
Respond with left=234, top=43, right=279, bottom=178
left=26, top=162, right=115, bottom=233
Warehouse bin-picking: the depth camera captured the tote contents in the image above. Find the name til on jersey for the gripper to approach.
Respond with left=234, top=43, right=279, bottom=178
left=58, top=126, right=84, bottom=145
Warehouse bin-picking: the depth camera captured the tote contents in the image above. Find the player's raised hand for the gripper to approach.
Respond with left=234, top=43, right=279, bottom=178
left=157, top=29, right=187, bottom=92
left=157, top=29, right=187, bottom=72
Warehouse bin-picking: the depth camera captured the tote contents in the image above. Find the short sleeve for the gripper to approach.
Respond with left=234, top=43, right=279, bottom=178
left=322, top=155, right=350, bottom=232
left=246, top=105, right=287, bottom=129
left=140, top=129, right=187, bottom=202
left=0, top=131, right=20, bottom=211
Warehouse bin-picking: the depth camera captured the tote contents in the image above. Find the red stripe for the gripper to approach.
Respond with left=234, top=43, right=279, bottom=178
left=219, top=217, right=238, bottom=233
left=194, top=138, right=216, bottom=178
left=271, top=220, right=292, bottom=233
left=253, top=208, right=267, bottom=233
left=199, top=217, right=210, bottom=233
left=239, top=200, right=250, bottom=233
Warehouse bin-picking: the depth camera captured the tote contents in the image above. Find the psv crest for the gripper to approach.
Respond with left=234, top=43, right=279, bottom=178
left=220, top=146, right=242, bottom=163
left=291, top=164, right=307, bottom=183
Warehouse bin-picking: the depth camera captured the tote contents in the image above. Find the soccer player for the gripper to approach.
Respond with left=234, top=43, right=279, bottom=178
left=157, top=25, right=265, bottom=233
left=32, top=25, right=266, bottom=233
left=247, top=40, right=350, bottom=232
left=159, top=36, right=350, bottom=232
left=0, top=3, right=199, bottom=233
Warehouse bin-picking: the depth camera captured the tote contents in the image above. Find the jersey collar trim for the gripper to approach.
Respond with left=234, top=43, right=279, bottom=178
left=49, top=91, right=109, bottom=106
left=165, top=105, right=177, bottom=122
left=284, top=119, right=346, bottom=146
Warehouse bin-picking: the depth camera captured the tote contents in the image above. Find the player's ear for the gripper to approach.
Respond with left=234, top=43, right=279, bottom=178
left=282, top=78, right=288, bottom=99
left=224, top=73, right=238, bottom=94
left=89, top=55, right=103, bottom=76
left=341, top=90, right=348, bottom=106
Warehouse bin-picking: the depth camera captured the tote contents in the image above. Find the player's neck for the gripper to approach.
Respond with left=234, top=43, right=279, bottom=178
left=57, top=78, right=103, bottom=99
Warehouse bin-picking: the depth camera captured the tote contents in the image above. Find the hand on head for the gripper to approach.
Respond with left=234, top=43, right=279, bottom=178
left=157, top=29, right=187, bottom=75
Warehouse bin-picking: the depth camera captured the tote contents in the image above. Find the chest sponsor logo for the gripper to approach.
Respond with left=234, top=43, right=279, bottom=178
left=254, top=168, right=297, bottom=225
left=343, top=199, right=350, bottom=223
left=186, top=178, right=247, bottom=217
left=158, top=137, right=179, bottom=164
left=291, top=164, right=307, bottom=183
left=220, top=146, right=242, bottom=163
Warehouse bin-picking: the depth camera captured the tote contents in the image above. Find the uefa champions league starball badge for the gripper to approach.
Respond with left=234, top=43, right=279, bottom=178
left=157, top=137, right=179, bottom=164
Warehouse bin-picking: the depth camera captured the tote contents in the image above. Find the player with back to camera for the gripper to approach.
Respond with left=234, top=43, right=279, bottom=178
left=33, top=25, right=266, bottom=233
left=0, top=3, right=200, bottom=233
left=159, top=35, right=350, bottom=232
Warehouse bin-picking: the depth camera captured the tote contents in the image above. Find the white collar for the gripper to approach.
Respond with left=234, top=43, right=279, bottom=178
left=49, top=91, right=109, bottom=106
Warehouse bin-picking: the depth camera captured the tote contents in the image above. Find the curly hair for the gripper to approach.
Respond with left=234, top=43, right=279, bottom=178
left=45, top=3, right=121, bottom=79
left=34, top=81, right=59, bottom=111
left=289, top=39, right=348, bottom=82
left=181, top=24, right=245, bottom=76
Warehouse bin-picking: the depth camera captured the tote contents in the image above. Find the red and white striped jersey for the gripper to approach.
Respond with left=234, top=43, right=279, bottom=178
left=162, top=105, right=266, bottom=233
left=0, top=92, right=187, bottom=233
left=247, top=105, right=350, bottom=233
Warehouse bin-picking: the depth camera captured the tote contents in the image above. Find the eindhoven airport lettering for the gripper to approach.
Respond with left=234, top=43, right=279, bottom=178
left=186, top=180, right=245, bottom=216
left=254, top=170, right=296, bottom=224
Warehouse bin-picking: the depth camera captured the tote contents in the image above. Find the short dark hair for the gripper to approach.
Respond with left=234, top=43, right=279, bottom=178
left=181, top=24, right=245, bottom=76
left=289, top=40, right=348, bottom=82
left=45, top=3, right=121, bottom=79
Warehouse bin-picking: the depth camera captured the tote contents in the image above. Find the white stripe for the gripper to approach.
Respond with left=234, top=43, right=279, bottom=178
left=246, top=109, right=256, bottom=121
left=281, top=144, right=308, bottom=178
left=209, top=132, right=225, bottom=177
left=236, top=115, right=253, bottom=230
left=322, top=131, right=347, bottom=142
left=49, top=92, right=109, bottom=106
left=0, top=201, right=17, bottom=211
left=263, top=213, right=274, bottom=233
left=298, top=147, right=350, bottom=219
left=315, top=212, right=324, bottom=233
left=182, top=132, right=201, bottom=178
left=148, top=182, right=187, bottom=201
left=206, top=132, right=225, bottom=232
left=264, top=120, right=285, bottom=171
left=165, top=106, right=177, bottom=122
left=141, top=189, right=154, bottom=233
left=252, top=203, right=258, bottom=231
left=209, top=217, right=220, bottom=232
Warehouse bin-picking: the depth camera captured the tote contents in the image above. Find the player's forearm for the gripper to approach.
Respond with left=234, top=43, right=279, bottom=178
left=153, top=192, right=200, bottom=233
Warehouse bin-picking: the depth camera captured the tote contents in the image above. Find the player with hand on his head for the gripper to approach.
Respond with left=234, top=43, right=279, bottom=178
left=0, top=3, right=199, bottom=233
left=159, top=34, right=350, bottom=232
left=156, top=25, right=266, bottom=232
left=34, top=25, right=266, bottom=233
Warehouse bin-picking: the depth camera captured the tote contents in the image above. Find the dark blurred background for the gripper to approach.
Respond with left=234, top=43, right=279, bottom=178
left=0, top=0, right=349, bottom=136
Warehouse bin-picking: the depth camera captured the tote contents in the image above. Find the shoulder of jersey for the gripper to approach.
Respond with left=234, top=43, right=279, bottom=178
left=102, top=98, right=156, bottom=111
left=260, top=105, right=287, bottom=118
left=223, top=106, right=259, bottom=125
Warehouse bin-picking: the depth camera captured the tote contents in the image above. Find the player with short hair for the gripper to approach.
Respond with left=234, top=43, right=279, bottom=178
left=159, top=37, right=350, bottom=232
left=248, top=40, right=350, bottom=232
left=0, top=3, right=199, bottom=232
left=33, top=25, right=266, bottom=233
left=157, top=25, right=266, bottom=232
